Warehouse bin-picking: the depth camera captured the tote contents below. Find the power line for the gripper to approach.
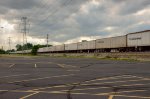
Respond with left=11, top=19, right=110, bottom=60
left=32, top=0, right=72, bottom=28
left=48, top=0, right=90, bottom=29
left=28, top=0, right=89, bottom=41
left=29, top=0, right=52, bottom=20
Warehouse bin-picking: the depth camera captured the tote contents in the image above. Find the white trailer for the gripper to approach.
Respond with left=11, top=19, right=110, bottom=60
left=65, top=43, right=78, bottom=51
left=78, top=40, right=96, bottom=50
left=127, top=30, right=150, bottom=47
left=55, top=44, right=65, bottom=51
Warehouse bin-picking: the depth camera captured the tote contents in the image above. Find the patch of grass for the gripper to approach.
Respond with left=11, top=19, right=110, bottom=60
left=96, top=56, right=138, bottom=62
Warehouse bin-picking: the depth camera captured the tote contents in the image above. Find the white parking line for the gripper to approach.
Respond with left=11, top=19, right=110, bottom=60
left=9, top=64, right=15, bottom=68
left=108, top=95, right=114, bottom=99
left=8, top=74, right=75, bottom=83
left=67, top=70, right=80, bottom=72
left=0, top=74, right=30, bottom=78
left=20, top=92, right=39, bottom=99
left=35, top=64, right=37, bottom=68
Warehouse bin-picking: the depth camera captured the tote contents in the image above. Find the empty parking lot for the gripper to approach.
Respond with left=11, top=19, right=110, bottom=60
left=0, top=56, right=150, bottom=99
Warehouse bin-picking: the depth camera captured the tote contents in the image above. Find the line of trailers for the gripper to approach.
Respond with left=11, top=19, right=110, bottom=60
left=15, top=30, right=150, bottom=54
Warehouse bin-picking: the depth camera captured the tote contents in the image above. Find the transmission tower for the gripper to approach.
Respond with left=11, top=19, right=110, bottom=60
left=8, top=37, right=11, bottom=51
left=8, top=37, right=11, bottom=54
left=20, top=17, right=29, bottom=52
left=47, top=34, right=49, bottom=47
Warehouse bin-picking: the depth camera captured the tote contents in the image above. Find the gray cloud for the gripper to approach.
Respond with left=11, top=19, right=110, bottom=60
left=0, top=0, right=150, bottom=49
left=112, top=0, right=150, bottom=15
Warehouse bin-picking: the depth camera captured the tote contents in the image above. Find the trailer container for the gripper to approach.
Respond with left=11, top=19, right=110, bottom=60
left=96, top=38, right=111, bottom=49
left=78, top=41, right=88, bottom=50
left=65, top=43, right=78, bottom=51
left=55, top=44, right=65, bottom=51
left=110, top=36, right=127, bottom=48
left=127, top=30, right=150, bottom=47
left=48, top=46, right=55, bottom=52
left=87, top=40, right=96, bottom=49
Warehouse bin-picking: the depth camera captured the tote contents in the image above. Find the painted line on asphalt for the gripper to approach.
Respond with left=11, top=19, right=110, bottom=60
left=27, top=75, right=149, bottom=92
left=20, top=92, right=39, bottom=99
left=115, top=94, right=150, bottom=99
left=0, top=74, right=30, bottom=78
left=35, top=62, right=53, bottom=64
left=62, top=64, right=77, bottom=68
left=0, top=89, right=146, bottom=94
left=95, top=90, right=146, bottom=96
left=81, top=79, right=150, bottom=86
left=8, top=74, right=75, bottom=83
left=28, top=75, right=136, bottom=91
left=108, top=95, right=114, bottom=99
left=9, top=64, right=15, bottom=68
left=83, top=75, right=138, bottom=83
left=67, top=70, right=80, bottom=72
left=0, top=89, right=147, bottom=99
left=57, top=64, right=77, bottom=69
left=58, top=86, right=110, bottom=92
left=35, top=64, right=37, bottom=68
left=29, top=84, right=69, bottom=91
left=57, top=64, right=65, bottom=68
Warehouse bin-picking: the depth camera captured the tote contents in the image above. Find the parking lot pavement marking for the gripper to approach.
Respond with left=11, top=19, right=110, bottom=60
left=28, top=75, right=138, bottom=91
left=57, top=64, right=77, bottom=69
left=83, top=75, right=139, bottom=83
left=20, top=92, right=39, bottom=99
left=8, top=74, right=75, bottom=83
left=115, top=83, right=150, bottom=87
left=130, top=75, right=150, bottom=80
left=29, top=85, right=69, bottom=91
left=81, top=78, right=150, bottom=86
left=115, top=95, right=150, bottom=99
left=57, top=86, right=110, bottom=92
left=0, top=88, right=148, bottom=99
left=9, top=64, right=15, bottom=68
left=35, top=62, right=53, bottom=64
left=35, top=64, right=37, bottom=68
left=108, top=95, right=114, bottom=99
left=0, top=89, right=146, bottom=94
left=57, top=64, right=65, bottom=68
left=67, top=69, right=80, bottom=72
left=0, top=74, right=30, bottom=78
left=62, top=64, right=77, bottom=68
left=94, top=90, right=147, bottom=97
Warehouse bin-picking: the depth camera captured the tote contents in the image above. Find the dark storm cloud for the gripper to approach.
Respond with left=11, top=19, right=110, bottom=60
left=0, top=0, right=150, bottom=46
left=0, top=0, right=40, bottom=10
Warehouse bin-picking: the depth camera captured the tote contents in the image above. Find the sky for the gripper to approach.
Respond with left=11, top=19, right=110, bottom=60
left=0, top=0, right=150, bottom=50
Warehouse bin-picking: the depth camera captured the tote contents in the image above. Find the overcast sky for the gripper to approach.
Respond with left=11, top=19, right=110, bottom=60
left=0, top=0, right=150, bottom=50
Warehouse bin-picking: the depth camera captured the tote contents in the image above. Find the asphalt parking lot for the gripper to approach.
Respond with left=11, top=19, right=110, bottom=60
left=0, top=56, right=150, bottom=99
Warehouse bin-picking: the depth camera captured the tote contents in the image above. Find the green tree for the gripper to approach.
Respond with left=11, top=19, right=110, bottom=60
left=23, top=43, right=33, bottom=50
left=0, top=49, right=5, bottom=54
left=31, top=45, right=39, bottom=55
left=16, top=44, right=22, bottom=51
left=16, top=43, right=33, bottom=51
left=37, top=44, right=52, bottom=48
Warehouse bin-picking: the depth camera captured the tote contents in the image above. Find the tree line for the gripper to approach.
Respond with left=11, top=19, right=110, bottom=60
left=0, top=43, right=52, bottom=55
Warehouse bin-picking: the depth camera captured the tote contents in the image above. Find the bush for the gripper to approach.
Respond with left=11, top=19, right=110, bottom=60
left=0, top=49, right=5, bottom=54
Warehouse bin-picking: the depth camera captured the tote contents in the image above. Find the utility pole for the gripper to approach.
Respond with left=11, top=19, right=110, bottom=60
left=8, top=37, right=11, bottom=50
left=21, top=17, right=29, bottom=53
left=0, top=27, right=4, bottom=50
left=47, top=34, right=49, bottom=47
left=8, top=37, right=11, bottom=54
